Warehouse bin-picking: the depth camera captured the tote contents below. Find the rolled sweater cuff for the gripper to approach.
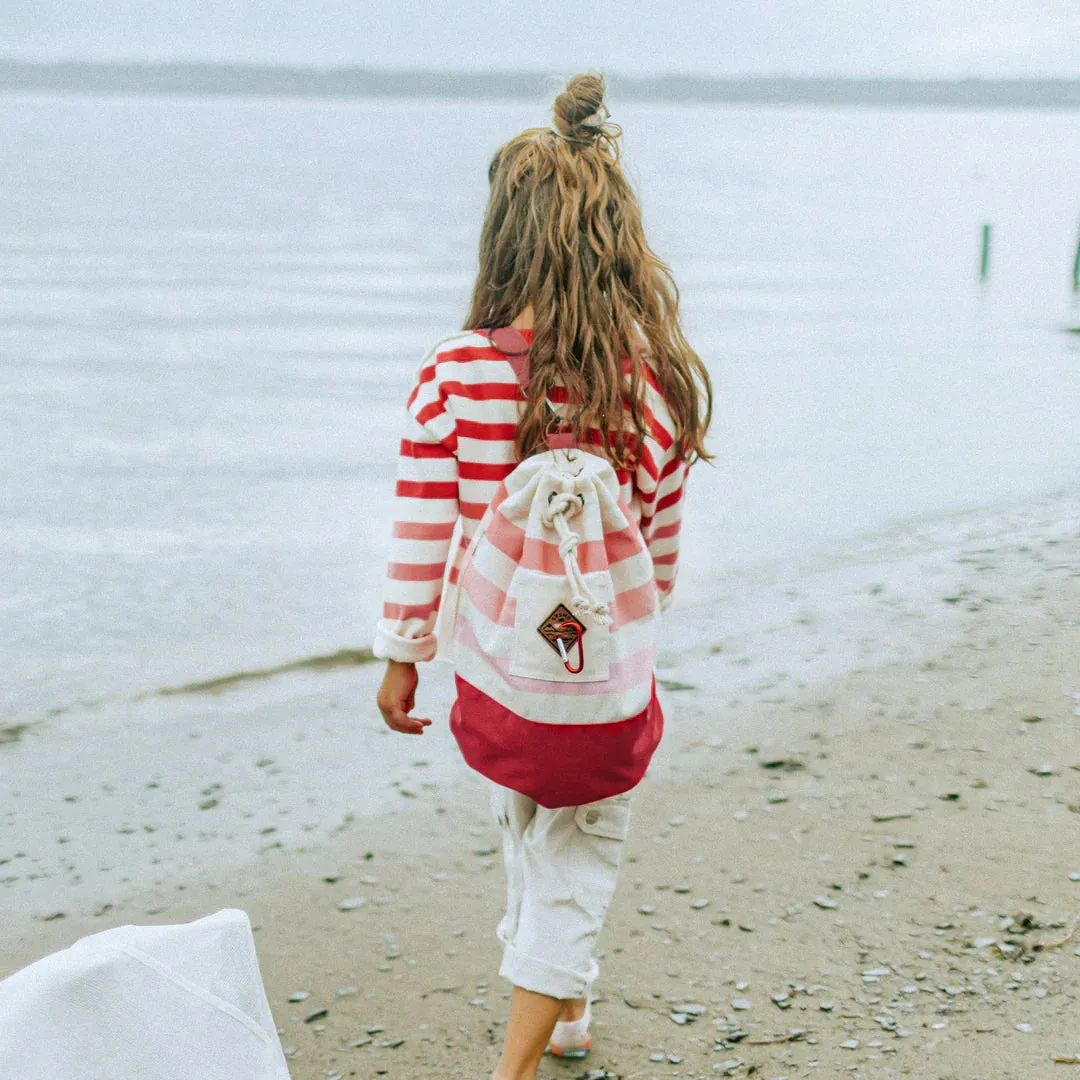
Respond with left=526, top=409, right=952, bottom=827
left=372, top=622, right=438, bottom=664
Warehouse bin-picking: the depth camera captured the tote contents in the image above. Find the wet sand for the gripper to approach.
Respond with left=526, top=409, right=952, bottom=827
left=2, top=491, right=1078, bottom=1079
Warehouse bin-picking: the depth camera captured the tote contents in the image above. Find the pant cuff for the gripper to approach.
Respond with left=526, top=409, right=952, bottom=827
left=498, top=941, right=596, bottom=1000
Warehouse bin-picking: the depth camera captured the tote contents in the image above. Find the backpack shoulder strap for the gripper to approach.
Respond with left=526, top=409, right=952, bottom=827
left=485, top=327, right=577, bottom=446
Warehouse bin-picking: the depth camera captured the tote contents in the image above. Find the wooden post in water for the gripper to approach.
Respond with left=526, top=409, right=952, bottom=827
left=979, top=223, right=992, bottom=283
left=1072, top=219, right=1080, bottom=293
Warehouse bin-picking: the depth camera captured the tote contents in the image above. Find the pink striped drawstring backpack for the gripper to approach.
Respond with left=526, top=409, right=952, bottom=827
left=447, top=327, right=664, bottom=808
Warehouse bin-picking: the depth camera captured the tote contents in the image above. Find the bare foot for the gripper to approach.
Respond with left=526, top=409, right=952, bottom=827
left=557, top=997, right=586, bottom=1023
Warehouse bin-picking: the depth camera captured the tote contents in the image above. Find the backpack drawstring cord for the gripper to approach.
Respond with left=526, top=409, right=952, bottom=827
left=542, top=488, right=612, bottom=627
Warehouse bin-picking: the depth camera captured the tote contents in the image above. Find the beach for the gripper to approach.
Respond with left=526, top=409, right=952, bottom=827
left=3, top=488, right=1078, bottom=1079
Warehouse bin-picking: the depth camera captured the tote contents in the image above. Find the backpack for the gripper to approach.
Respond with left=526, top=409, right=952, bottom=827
left=446, top=328, right=664, bottom=808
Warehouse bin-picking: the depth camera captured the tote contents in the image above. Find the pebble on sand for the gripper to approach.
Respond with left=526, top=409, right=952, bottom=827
left=338, top=897, right=368, bottom=911
left=760, top=757, right=805, bottom=772
left=674, top=1003, right=707, bottom=1015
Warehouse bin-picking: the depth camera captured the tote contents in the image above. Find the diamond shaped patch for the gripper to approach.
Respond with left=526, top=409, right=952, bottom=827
left=537, top=603, right=586, bottom=657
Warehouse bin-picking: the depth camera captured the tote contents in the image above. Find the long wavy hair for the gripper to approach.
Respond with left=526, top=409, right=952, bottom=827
left=463, top=72, right=713, bottom=469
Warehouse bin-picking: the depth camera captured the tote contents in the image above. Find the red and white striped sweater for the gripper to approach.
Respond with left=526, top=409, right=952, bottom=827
left=373, top=327, right=689, bottom=663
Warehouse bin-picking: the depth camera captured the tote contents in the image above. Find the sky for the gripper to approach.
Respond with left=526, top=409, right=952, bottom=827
left=2, top=0, right=1079, bottom=78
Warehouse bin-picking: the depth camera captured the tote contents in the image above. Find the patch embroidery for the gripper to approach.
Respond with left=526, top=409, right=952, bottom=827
left=537, top=604, right=587, bottom=672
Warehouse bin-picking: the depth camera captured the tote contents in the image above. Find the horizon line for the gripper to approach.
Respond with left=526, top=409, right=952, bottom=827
left=4, top=59, right=1080, bottom=80
left=1, top=61, right=1078, bottom=108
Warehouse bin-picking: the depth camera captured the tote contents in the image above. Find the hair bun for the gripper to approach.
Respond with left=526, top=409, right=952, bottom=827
left=552, top=73, right=609, bottom=144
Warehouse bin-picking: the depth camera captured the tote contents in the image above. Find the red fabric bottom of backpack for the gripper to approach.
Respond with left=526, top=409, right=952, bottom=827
left=449, top=674, right=664, bottom=808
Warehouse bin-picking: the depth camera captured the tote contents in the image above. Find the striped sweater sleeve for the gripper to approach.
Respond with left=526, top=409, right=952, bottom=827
left=635, top=378, right=690, bottom=612
left=372, top=359, right=459, bottom=663
left=645, top=451, right=689, bottom=610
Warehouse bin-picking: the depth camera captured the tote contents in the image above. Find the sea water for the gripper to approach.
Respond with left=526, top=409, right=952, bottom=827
left=1, top=94, right=1078, bottom=723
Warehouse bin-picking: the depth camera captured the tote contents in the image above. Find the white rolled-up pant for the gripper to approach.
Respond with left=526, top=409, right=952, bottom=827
left=489, top=782, right=632, bottom=1000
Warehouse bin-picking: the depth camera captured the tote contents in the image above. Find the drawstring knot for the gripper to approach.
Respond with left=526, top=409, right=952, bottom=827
left=541, top=479, right=611, bottom=627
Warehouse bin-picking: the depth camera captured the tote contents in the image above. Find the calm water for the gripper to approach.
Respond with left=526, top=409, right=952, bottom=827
left=1, top=95, right=1078, bottom=721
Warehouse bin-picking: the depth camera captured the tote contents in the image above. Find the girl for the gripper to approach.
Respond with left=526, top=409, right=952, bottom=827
left=374, top=73, right=712, bottom=1080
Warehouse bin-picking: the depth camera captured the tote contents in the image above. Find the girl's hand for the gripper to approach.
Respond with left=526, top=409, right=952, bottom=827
left=377, top=660, right=432, bottom=735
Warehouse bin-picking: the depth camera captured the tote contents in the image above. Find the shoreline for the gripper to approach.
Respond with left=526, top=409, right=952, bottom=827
left=7, top=482, right=1077, bottom=729
left=1, top=487, right=1076, bottom=921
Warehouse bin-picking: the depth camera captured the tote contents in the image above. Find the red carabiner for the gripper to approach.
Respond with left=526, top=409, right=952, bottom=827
left=551, top=620, right=585, bottom=675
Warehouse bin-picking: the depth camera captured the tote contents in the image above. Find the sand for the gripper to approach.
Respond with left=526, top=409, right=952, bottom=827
left=1, top=490, right=1078, bottom=1079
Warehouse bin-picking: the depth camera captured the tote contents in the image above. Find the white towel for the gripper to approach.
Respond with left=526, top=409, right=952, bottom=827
left=0, top=908, right=290, bottom=1079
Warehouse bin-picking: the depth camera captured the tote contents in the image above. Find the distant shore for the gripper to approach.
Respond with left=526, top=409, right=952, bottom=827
left=2, top=61, right=1080, bottom=108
